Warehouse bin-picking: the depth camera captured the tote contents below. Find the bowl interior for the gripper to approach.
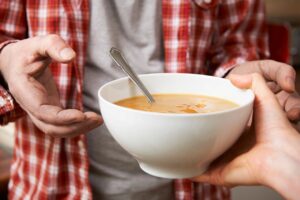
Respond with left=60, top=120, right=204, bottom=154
left=99, top=73, right=254, bottom=110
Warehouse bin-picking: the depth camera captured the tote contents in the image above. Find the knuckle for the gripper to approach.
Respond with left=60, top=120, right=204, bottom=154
left=286, top=65, right=296, bottom=77
left=258, top=59, right=273, bottom=67
left=45, top=34, right=62, bottom=46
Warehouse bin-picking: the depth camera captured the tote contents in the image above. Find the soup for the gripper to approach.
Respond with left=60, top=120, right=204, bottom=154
left=115, top=94, right=239, bottom=114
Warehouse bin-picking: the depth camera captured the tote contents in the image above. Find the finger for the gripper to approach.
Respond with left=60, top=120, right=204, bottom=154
left=28, top=34, right=76, bottom=63
left=191, top=127, right=260, bottom=186
left=34, top=105, right=103, bottom=126
left=266, top=82, right=281, bottom=94
left=287, top=108, right=300, bottom=122
left=275, top=91, right=300, bottom=122
left=29, top=112, right=103, bottom=138
left=54, top=115, right=103, bottom=138
left=11, top=75, right=90, bottom=125
left=230, top=74, right=290, bottom=128
left=230, top=73, right=284, bottom=111
left=83, top=111, right=103, bottom=121
left=25, top=58, right=52, bottom=77
left=257, top=60, right=296, bottom=93
left=191, top=166, right=228, bottom=186
left=36, top=105, right=88, bottom=125
left=191, top=158, right=255, bottom=186
left=191, top=165, right=251, bottom=187
left=51, top=112, right=103, bottom=138
left=228, top=74, right=252, bottom=89
left=191, top=173, right=213, bottom=183
left=285, top=93, right=300, bottom=121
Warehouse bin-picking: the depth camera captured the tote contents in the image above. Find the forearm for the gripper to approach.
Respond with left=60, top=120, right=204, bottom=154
left=0, top=1, right=31, bottom=124
left=0, top=41, right=26, bottom=125
left=265, top=159, right=300, bottom=200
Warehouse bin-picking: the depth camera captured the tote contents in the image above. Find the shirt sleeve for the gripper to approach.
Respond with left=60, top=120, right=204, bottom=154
left=208, top=0, right=270, bottom=77
left=0, top=85, right=25, bottom=125
left=0, top=41, right=26, bottom=125
left=0, top=0, right=27, bottom=43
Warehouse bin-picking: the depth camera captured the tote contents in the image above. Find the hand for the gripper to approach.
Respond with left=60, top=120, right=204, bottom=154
left=193, top=74, right=300, bottom=200
left=0, top=35, right=103, bottom=138
left=227, top=60, right=300, bottom=129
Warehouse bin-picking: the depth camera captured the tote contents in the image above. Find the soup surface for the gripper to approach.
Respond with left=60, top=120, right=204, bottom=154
left=115, top=94, right=239, bottom=114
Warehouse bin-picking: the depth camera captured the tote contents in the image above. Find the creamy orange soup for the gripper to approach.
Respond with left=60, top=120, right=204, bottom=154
left=115, top=94, right=238, bottom=114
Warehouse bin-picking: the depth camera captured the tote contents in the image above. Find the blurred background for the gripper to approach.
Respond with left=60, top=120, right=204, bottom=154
left=1, top=0, right=299, bottom=199
left=265, top=0, right=300, bottom=70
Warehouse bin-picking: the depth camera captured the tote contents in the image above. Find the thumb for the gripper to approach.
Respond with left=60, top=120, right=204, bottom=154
left=229, top=74, right=290, bottom=129
left=31, top=34, right=76, bottom=62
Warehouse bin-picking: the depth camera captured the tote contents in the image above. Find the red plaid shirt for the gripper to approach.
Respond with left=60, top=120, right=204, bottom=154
left=0, top=0, right=269, bottom=199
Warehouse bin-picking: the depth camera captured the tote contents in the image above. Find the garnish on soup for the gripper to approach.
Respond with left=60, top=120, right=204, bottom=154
left=115, top=94, right=238, bottom=114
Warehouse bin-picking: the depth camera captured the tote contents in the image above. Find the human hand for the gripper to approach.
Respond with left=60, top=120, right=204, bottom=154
left=227, top=60, right=300, bottom=129
left=193, top=73, right=300, bottom=200
left=0, top=35, right=103, bottom=137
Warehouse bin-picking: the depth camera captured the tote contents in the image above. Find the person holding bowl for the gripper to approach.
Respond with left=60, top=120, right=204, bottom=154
left=193, top=73, right=300, bottom=200
left=0, top=0, right=299, bottom=199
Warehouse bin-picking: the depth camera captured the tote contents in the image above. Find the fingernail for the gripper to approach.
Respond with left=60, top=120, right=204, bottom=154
left=60, top=48, right=75, bottom=60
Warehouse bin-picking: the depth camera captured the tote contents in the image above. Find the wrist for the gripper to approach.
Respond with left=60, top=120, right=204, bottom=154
left=260, top=141, right=300, bottom=199
left=0, top=40, right=18, bottom=87
left=0, top=40, right=18, bottom=70
left=0, top=40, right=18, bottom=55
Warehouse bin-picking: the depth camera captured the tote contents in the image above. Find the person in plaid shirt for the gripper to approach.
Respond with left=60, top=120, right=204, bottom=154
left=0, top=0, right=299, bottom=199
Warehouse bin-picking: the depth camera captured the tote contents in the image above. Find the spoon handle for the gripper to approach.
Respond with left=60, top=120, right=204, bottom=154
left=110, top=47, right=155, bottom=103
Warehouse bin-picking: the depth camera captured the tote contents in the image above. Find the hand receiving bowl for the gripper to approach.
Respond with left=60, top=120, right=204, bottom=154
left=98, top=73, right=254, bottom=178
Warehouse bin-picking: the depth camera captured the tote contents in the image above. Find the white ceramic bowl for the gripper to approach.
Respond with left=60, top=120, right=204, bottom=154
left=98, top=73, right=254, bottom=178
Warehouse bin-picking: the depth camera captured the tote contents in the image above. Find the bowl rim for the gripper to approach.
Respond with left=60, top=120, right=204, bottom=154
left=98, top=73, right=254, bottom=117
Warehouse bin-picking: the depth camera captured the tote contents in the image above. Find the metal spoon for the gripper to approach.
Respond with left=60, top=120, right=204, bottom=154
left=109, top=47, right=155, bottom=104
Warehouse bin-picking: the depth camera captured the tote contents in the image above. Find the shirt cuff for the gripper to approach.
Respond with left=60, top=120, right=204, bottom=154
left=214, top=57, right=247, bottom=78
left=0, top=40, right=18, bottom=54
left=0, top=85, right=25, bottom=125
